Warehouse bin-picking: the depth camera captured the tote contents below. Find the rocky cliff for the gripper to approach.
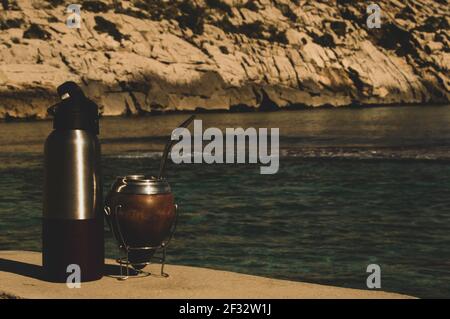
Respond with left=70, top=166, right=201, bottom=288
left=0, top=0, right=448, bottom=119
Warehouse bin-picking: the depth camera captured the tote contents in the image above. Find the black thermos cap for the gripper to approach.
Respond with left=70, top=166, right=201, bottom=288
left=48, top=81, right=100, bottom=135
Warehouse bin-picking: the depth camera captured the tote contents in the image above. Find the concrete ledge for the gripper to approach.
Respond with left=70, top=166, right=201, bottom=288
left=0, top=251, right=414, bottom=299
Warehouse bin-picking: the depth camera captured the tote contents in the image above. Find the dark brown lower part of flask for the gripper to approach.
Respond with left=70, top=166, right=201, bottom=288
left=42, top=218, right=104, bottom=283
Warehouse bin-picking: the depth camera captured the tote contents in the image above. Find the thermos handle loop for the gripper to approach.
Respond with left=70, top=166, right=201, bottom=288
left=57, top=81, right=86, bottom=100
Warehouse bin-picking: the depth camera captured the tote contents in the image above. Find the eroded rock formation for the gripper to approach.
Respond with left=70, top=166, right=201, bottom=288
left=0, top=0, right=448, bottom=118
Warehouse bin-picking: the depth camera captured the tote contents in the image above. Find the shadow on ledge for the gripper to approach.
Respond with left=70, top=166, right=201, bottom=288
left=0, top=258, right=44, bottom=280
left=0, top=258, right=123, bottom=282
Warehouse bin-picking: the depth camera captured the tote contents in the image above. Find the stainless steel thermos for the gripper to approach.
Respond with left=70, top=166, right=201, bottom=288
left=43, top=82, right=104, bottom=282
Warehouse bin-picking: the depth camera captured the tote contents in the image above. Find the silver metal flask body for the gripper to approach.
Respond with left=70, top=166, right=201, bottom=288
left=43, top=129, right=102, bottom=220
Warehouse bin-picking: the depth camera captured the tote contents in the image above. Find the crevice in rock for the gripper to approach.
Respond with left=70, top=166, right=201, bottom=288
left=128, top=90, right=145, bottom=115
left=123, top=98, right=133, bottom=116
left=82, top=0, right=111, bottom=13
left=59, top=53, right=78, bottom=73
left=23, top=24, right=52, bottom=40
left=94, top=16, right=129, bottom=42
left=258, top=88, right=279, bottom=111
left=1, top=0, right=20, bottom=10
left=0, top=17, right=24, bottom=30
left=347, top=67, right=365, bottom=94
left=286, top=53, right=304, bottom=90
left=118, top=81, right=148, bottom=115
left=229, top=103, right=256, bottom=112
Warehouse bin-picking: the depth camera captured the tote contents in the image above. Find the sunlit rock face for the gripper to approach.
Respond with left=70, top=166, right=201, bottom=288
left=0, top=0, right=448, bottom=119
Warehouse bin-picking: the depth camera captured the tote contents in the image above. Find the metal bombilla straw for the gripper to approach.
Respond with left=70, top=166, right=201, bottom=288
left=158, top=115, right=196, bottom=179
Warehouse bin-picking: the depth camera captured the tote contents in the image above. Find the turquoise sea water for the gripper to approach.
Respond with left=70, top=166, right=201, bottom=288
left=0, top=106, right=449, bottom=298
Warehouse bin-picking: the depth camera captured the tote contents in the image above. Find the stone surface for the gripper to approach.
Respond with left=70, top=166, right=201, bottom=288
left=0, top=0, right=448, bottom=119
left=0, top=250, right=414, bottom=298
